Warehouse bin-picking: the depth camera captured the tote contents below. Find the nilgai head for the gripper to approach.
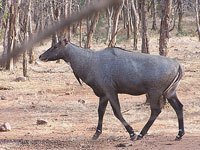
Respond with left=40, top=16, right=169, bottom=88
left=39, top=39, right=68, bottom=62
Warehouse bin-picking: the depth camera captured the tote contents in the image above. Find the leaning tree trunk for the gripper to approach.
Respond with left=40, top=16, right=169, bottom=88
left=23, top=50, right=28, bottom=77
left=85, top=12, right=100, bottom=48
left=0, top=0, right=6, bottom=29
left=23, top=0, right=32, bottom=77
left=28, top=7, right=34, bottom=64
left=67, top=0, right=72, bottom=41
left=199, top=0, right=200, bottom=40
left=159, top=0, right=172, bottom=56
left=177, top=0, right=183, bottom=33
left=124, top=0, right=131, bottom=39
left=131, top=0, right=139, bottom=50
left=169, top=0, right=176, bottom=32
left=109, top=0, right=124, bottom=47
left=50, top=0, right=59, bottom=46
left=4, top=0, right=19, bottom=71
left=140, top=0, right=149, bottom=54
left=151, top=0, right=157, bottom=30
left=105, top=7, right=113, bottom=44
left=140, top=0, right=150, bottom=104
left=79, top=19, right=83, bottom=47
left=195, top=0, right=200, bottom=41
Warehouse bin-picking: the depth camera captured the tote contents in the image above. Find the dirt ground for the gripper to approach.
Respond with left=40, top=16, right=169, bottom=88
left=0, top=36, right=200, bottom=149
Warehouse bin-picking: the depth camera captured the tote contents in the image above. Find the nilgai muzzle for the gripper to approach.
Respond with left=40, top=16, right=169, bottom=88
left=39, top=39, right=184, bottom=141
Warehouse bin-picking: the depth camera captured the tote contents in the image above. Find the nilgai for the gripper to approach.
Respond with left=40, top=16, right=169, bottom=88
left=39, top=39, right=184, bottom=141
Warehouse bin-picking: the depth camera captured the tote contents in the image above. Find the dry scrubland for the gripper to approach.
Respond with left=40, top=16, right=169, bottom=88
left=0, top=36, right=200, bottom=149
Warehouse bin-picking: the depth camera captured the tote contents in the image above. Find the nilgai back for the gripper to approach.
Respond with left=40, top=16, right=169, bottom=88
left=39, top=39, right=184, bottom=141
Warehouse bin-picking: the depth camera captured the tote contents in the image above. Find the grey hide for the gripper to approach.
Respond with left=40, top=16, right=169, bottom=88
left=39, top=39, right=184, bottom=141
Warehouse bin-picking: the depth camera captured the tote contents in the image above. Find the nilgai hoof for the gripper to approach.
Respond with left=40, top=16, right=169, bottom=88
left=92, top=131, right=102, bottom=140
left=175, top=133, right=185, bottom=141
left=175, top=135, right=182, bottom=141
left=136, top=134, right=143, bottom=140
left=130, top=133, right=137, bottom=141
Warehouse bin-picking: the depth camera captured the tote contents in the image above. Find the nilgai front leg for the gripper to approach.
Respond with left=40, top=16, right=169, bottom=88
left=93, top=97, right=108, bottom=140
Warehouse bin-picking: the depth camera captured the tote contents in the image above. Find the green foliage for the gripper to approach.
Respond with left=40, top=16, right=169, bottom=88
left=78, top=0, right=85, bottom=8
left=176, top=30, right=196, bottom=37
left=116, top=31, right=128, bottom=44
left=96, top=15, right=105, bottom=34
left=95, top=15, right=107, bottom=43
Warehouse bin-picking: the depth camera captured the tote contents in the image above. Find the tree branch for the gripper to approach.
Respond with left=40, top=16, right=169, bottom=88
left=0, top=0, right=122, bottom=67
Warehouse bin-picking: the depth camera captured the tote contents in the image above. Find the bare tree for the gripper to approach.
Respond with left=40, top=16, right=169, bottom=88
left=169, top=0, right=176, bottom=32
left=140, top=0, right=149, bottom=54
left=85, top=12, right=100, bottom=48
left=23, top=0, right=32, bottom=77
left=151, top=0, right=157, bottom=30
left=195, top=0, right=200, bottom=41
left=123, top=0, right=132, bottom=39
left=67, top=0, right=72, bottom=41
left=0, top=0, right=6, bottom=29
left=131, top=0, right=139, bottom=50
left=109, top=0, right=124, bottom=47
left=28, top=8, right=34, bottom=64
left=105, top=6, right=114, bottom=44
left=159, top=0, right=172, bottom=56
left=3, top=0, right=20, bottom=71
left=79, top=19, right=83, bottom=47
left=50, top=0, right=59, bottom=46
left=177, top=0, right=183, bottom=33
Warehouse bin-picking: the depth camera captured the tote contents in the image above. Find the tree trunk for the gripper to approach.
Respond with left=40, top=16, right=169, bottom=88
left=67, top=0, right=72, bottom=41
left=23, top=0, right=31, bottom=77
left=195, top=0, right=200, bottom=41
left=5, top=0, right=19, bottom=71
left=140, top=0, right=149, bottom=54
left=159, top=0, right=172, bottom=56
left=105, top=7, right=113, bottom=44
left=2, top=1, right=9, bottom=67
left=131, top=0, right=139, bottom=50
left=169, top=1, right=176, bottom=32
left=28, top=0, right=34, bottom=64
left=28, top=35, right=34, bottom=64
left=16, top=0, right=30, bottom=77
left=0, top=0, right=6, bottom=29
left=79, top=20, right=83, bottom=47
left=59, top=0, right=68, bottom=40
left=50, top=0, right=59, bottom=46
left=109, top=0, right=124, bottom=47
left=23, top=51, right=28, bottom=77
left=86, top=0, right=91, bottom=40
left=152, top=0, right=157, bottom=30
left=124, top=0, right=131, bottom=39
left=6, top=2, right=14, bottom=71
left=177, top=0, right=183, bottom=33
left=199, top=0, right=200, bottom=38
left=85, top=12, right=99, bottom=48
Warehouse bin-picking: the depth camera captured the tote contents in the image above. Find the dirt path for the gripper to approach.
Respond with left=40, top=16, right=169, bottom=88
left=0, top=37, right=200, bottom=149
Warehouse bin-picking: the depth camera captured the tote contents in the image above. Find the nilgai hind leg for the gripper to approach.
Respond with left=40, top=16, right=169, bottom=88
left=107, top=92, right=136, bottom=140
left=137, top=93, right=162, bottom=140
left=167, top=93, right=184, bottom=140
